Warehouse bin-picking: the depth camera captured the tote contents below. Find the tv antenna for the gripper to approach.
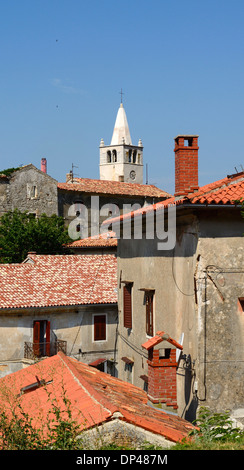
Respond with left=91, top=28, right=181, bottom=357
left=70, top=163, right=79, bottom=183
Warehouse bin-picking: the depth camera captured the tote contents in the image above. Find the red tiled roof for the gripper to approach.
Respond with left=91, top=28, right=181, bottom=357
left=0, top=352, right=195, bottom=443
left=0, top=254, right=117, bottom=309
left=142, top=331, right=183, bottom=351
left=67, top=231, right=117, bottom=248
left=58, top=177, right=170, bottom=198
left=103, top=172, right=244, bottom=226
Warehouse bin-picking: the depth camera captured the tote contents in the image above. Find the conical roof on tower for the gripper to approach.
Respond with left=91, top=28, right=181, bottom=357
left=110, top=103, right=132, bottom=146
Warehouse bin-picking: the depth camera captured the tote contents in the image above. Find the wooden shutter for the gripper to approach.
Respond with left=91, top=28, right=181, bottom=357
left=45, top=321, right=51, bottom=356
left=146, top=292, right=154, bottom=336
left=123, top=284, right=132, bottom=329
left=94, top=315, right=106, bottom=341
left=33, top=321, right=40, bottom=357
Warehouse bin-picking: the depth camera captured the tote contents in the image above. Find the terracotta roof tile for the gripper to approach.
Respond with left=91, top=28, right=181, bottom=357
left=67, top=231, right=117, bottom=248
left=58, top=177, right=170, bottom=198
left=103, top=172, right=244, bottom=226
left=0, top=352, right=196, bottom=443
left=0, top=254, right=117, bottom=309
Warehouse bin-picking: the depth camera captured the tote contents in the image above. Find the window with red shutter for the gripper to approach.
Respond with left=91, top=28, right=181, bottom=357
left=33, top=321, right=41, bottom=357
left=123, top=283, right=132, bottom=329
left=94, top=315, right=106, bottom=341
left=146, top=291, right=154, bottom=336
left=33, top=320, right=51, bottom=357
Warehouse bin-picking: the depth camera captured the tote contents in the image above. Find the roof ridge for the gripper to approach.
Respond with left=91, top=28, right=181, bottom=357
left=57, top=352, right=119, bottom=416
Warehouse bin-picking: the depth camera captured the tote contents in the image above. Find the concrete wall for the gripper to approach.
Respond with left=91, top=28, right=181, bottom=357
left=0, top=304, right=118, bottom=378
left=116, top=207, right=244, bottom=424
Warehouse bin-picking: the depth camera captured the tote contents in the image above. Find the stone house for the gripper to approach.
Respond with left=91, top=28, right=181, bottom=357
left=0, top=159, right=58, bottom=218
left=104, top=134, right=244, bottom=426
left=57, top=177, right=169, bottom=240
left=0, top=252, right=118, bottom=379
left=0, top=351, right=196, bottom=448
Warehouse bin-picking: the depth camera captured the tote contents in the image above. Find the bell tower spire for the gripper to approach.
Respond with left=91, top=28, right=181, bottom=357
left=99, top=99, right=144, bottom=184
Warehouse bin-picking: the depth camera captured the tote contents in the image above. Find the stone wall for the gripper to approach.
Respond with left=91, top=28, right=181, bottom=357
left=0, top=165, right=58, bottom=217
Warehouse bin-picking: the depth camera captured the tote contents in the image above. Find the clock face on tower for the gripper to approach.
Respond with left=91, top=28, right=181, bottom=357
left=130, top=170, right=136, bottom=180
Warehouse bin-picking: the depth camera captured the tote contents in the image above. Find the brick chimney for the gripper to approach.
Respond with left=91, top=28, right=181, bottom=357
left=174, top=135, right=199, bottom=197
left=41, top=158, right=47, bottom=173
left=142, top=331, right=183, bottom=410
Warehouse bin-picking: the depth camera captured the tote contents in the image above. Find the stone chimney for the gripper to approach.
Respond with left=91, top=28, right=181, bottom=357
left=41, top=158, right=47, bottom=173
left=174, top=135, right=199, bottom=197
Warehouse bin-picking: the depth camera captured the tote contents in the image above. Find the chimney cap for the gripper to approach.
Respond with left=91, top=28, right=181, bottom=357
left=174, top=134, right=199, bottom=140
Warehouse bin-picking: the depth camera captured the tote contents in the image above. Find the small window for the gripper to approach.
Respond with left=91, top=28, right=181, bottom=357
left=27, top=184, right=37, bottom=199
left=31, top=185, right=37, bottom=198
left=146, top=291, right=154, bottom=337
left=107, top=151, right=112, bottom=163
left=123, top=283, right=133, bottom=329
left=122, top=357, right=134, bottom=384
left=94, top=315, right=106, bottom=341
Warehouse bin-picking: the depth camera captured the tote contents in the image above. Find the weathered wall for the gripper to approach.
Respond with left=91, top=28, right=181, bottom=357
left=0, top=165, right=58, bottom=217
left=0, top=304, right=118, bottom=378
left=195, top=209, right=244, bottom=425
left=116, top=207, right=244, bottom=424
left=117, top=213, right=199, bottom=417
left=80, top=417, right=175, bottom=449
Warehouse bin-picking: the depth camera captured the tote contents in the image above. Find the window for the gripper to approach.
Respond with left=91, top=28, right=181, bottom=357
left=27, top=184, right=38, bottom=199
left=94, top=315, right=106, bottom=341
left=122, top=357, right=134, bottom=384
left=112, top=149, right=117, bottom=162
left=146, top=291, right=154, bottom=337
left=31, top=185, right=37, bottom=198
left=238, top=298, right=244, bottom=313
left=33, top=320, right=50, bottom=357
left=107, top=150, right=112, bottom=163
left=123, top=283, right=133, bottom=329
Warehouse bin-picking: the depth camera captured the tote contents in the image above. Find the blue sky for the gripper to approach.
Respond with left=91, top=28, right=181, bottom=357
left=0, top=0, right=244, bottom=195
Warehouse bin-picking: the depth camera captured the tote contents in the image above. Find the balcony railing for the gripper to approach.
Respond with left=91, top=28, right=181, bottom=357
left=24, top=340, right=67, bottom=360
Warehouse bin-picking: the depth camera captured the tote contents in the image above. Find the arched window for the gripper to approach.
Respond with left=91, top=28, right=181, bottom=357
left=112, top=149, right=117, bottom=162
left=133, top=150, right=137, bottom=163
left=107, top=150, right=111, bottom=163
left=128, top=149, right=132, bottom=163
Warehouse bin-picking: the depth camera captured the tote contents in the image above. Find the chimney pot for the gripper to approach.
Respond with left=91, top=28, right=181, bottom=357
left=41, top=158, right=47, bottom=173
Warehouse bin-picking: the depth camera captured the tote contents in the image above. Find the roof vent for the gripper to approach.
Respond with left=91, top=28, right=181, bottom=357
left=18, top=376, right=52, bottom=397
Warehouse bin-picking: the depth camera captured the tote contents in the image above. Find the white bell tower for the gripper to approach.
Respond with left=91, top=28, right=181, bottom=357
left=99, top=100, right=144, bottom=184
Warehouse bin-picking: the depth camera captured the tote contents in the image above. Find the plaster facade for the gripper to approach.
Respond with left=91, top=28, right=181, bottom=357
left=0, top=304, right=118, bottom=379
left=116, top=207, right=244, bottom=425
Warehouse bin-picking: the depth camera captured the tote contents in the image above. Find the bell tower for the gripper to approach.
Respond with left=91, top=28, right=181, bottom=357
left=99, top=101, right=144, bottom=184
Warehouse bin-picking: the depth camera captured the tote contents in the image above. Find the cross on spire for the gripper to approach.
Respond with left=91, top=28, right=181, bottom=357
left=119, top=88, right=124, bottom=104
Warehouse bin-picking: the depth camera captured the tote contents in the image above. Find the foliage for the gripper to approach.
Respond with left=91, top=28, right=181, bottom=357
left=0, top=384, right=84, bottom=450
left=0, top=209, right=71, bottom=263
left=173, top=407, right=244, bottom=450
left=0, top=167, right=20, bottom=177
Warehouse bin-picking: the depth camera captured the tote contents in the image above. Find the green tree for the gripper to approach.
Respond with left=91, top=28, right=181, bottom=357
left=0, top=209, right=71, bottom=263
